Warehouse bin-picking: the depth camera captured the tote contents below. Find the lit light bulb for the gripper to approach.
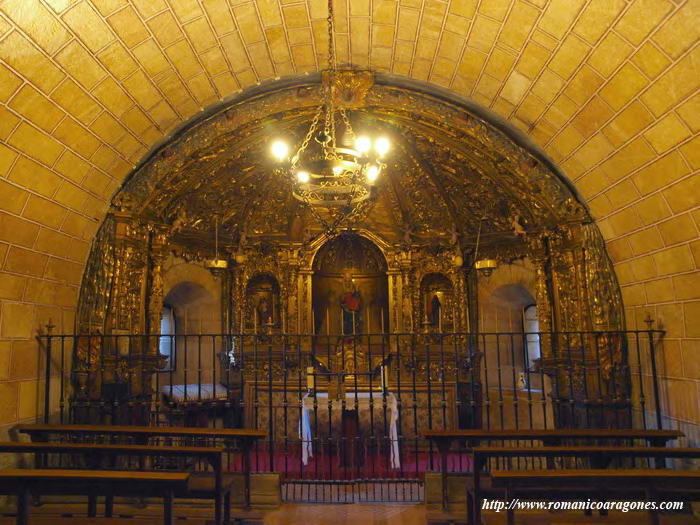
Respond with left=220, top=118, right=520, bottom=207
left=296, top=170, right=310, bottom=183
left=333, top=165, right=343, bottom=175
left=355, top=136, right=371, bottom=154
left=366, top=165, right=379, bottom=182
left=374, top=137, right=390, bottom=157
left=271, top=140, right=289, bottom=161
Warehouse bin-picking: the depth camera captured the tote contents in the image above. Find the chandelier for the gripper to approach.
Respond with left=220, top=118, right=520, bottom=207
left=270, top=0, right=390, bottom=235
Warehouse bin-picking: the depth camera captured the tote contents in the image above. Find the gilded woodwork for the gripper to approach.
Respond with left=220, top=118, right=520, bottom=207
left=73, top=72, right=624, bottom=426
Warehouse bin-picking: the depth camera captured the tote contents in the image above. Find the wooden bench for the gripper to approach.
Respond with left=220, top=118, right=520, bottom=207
left=0, top=442, right=227, bottom=523
left=490, top=469, right=700, bottom=525
left=423, top=428, right=684, bottom=519
left=16, top=425, right=266, bottom=523
left=0, top=469, right=189, bottom=525
left=470, top=446, right=700, bottom=525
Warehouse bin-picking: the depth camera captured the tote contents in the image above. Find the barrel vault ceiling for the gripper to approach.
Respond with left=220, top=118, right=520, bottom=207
left=0, top=1, right=698, bottom=425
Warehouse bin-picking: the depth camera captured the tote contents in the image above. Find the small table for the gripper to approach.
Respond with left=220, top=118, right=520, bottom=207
left=300, top=392, right=400, bottom=469
left=160, top=383, right=240, bottom=428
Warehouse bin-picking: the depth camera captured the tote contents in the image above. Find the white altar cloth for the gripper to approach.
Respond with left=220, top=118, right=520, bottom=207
left=160, top=383, right=229, bottom=402
left=299, top=392, right=400, bottom=469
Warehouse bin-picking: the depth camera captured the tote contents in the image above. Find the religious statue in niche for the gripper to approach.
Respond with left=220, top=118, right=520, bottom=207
left=427, top=293, right=441, bottom=327
left=420, top=273, right=453, bottom=332
left=257, top=296, right=272, bottom=329
left=245, top=274, right=279, bottom=331
left=340, top=271, right=362, bottom=335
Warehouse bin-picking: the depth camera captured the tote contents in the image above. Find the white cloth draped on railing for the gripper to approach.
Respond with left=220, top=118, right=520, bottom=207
left=299, top=392, right=400, bottom=469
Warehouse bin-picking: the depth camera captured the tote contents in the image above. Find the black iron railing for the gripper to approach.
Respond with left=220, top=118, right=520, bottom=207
left=38, top=330, right=664, bottom=495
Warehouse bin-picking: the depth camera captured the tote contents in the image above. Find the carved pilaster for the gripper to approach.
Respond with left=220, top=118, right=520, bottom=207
left=526, top=233, right=555, bottom=333
left=299, top=269, right=313, bottom=334
left=106, top=201, right=148, bottom=334
left=146, top=225, right=169, bottom=356
left=454, top=268, right=468, bottom=333
left=232, top=267, right=246, bottom=333
left=582, top=223, right=624, bottom=331
left=548, top=225, right=587, bottom=333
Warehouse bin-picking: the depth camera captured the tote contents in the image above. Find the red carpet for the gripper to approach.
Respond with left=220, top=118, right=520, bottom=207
left=226, top=444, right=473, bottom=479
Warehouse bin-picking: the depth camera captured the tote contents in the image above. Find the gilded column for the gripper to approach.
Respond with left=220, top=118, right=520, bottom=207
left=526, top=233, right=556, bottom=365
left=106, top=199, right=148, bottom=336
left=300, top=270, right=313, bottom=333
left=139, top=225, right=169, bottom=401
left=387, top=271, right=400, bottom=333
left=146, top=225, right=169, bottom=356
left=102, top=198, right=149, bottom=410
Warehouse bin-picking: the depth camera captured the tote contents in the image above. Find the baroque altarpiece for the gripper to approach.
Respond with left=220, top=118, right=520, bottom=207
left=72, top=71, right=625, bottom=432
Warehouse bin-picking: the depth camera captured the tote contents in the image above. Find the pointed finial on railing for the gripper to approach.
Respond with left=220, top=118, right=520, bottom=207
left=643, top=313, right=654, bottom=330
left=46, top=319, right=55, bottom=335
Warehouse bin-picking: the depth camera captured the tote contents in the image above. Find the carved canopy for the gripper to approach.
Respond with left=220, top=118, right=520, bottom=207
left=116, top=71, right=590, bottom=250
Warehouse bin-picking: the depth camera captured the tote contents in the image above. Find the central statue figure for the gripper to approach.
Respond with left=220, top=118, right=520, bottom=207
left=340, top=271, right=362, bottom=335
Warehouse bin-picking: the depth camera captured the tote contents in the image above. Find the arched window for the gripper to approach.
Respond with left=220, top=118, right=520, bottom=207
left=523, top=304, right=540, bottom=367
left=160, top=305, right=176, bottom=371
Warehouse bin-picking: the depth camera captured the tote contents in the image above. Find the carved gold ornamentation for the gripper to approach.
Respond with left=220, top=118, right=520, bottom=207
left=73, top=72, right=624, bottom=426
left=327, top=70, right=374, bottom=109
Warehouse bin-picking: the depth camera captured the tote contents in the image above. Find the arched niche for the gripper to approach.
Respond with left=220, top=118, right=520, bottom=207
left=244, top=273, right=280, bottom=331
left=477, top=259, right=537, bottom=331
left=160, top=280, right=218, bottom=385
left=311, top=233, right=388, bottom=335
left=162, top=259, right=222, bottom=334
left=482, top=282, right=538, bottom=383
left=419, top=273, right=454, bottom=332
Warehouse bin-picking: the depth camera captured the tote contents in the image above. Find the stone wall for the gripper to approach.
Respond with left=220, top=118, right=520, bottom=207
left=0, top=0, right=697, bottom=436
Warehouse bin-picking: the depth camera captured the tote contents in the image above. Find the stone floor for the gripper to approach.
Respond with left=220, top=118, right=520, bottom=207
left=262, top=505, right=699, bottom=525
left=1, top=503, right=698, bottom=524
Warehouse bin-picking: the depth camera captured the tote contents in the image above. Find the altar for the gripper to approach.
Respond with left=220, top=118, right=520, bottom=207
left=300, top=392, right=400, bottom=469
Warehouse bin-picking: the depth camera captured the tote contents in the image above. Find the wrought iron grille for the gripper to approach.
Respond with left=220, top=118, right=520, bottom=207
left=38, top=330, right=664, bottom=501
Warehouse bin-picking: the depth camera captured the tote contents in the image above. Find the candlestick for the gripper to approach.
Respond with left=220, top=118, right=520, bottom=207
left=380, top=365, right=385, bottom=391
left=340, top=307, right=344, bottom=336
left=352, top=311, right=356, bottom=335
left=306, top=366, right=315, bottom=390
left=439, top=305, right=442, bottom=333
left=254, top=307, right=258, bottom=334
left=380, top=307, right=385, bottom=334
left=326, top=308, right=330, bottom=336
left=366, top=304, right=371, bottom=335
left=312, top=308, right=315, bottom=335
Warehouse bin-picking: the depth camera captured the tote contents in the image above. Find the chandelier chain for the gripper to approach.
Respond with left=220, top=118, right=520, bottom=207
left=272, top=0, right=387, bottom=237
left=323, top=0, right=337, bottom=159
left=339, top=109, right=356, bottom=141
left=327, top=0, right=336, bottom=72
left=293, top=104, right=324, bottom=168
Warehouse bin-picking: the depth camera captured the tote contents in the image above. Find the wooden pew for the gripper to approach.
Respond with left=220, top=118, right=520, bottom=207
left=16, top=425, right=267, bottom=523
left=422, top=428, right=684, bottom=518
left=470, top=446, right=700, bottom=525
left=490, top=469, right=700, bottom=525
left=0, top=469, right=189, bottom=525
left=0, top=442, right=225, bottom=523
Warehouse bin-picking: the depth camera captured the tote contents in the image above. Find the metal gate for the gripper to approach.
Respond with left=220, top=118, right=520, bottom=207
left=41, top=329, right=664, bottom=502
